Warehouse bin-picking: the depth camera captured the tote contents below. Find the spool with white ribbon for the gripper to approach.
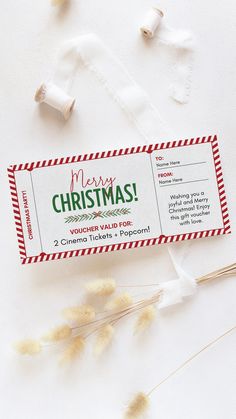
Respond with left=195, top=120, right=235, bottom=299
left=139, top=11, right=194, bottom=103
left=140, top=7, right=164, bottom=39
left=34, top=82, right=76, bottom=120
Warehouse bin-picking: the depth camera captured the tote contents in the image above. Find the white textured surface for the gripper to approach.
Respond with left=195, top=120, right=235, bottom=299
left=0, top=1, right=236, bottom=418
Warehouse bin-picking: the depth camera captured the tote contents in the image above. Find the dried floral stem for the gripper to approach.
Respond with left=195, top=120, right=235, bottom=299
left=71, top=294, right=160, bottom=350
left=25, top=260, right=236, bottom=349
left=72, top=291, right=162, bottom=337
left=196, top=263, right=236, bottom=285
left=147, top=325, right=236, bottom=397
left=119, top=262, right=236, bottom=290
left=125, top=325, right=236, bottom=418
left=14, top=262, right=236, bottom=361
left=69, top=293, right=162, bottom=345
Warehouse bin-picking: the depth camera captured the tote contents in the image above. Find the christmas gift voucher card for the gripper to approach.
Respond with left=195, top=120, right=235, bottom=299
left=8, top=135, right=230, bottom=264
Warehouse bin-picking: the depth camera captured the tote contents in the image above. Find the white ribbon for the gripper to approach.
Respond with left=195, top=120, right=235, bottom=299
left=46, top=33, right=193, bottom=287
left=159, top=276, right=197, bottom=309
left=156, top=24, right=195, bottom=104
left=52, top=33, right=172, bottom=141
left=139, top=7, right=195, bottom=104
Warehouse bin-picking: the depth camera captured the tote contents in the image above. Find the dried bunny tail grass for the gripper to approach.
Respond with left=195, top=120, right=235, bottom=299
left=197, top=262, right=236, bottom=285
left=105, top=292, right=133, bottom=311
left=94, top=324, right=114, bottom=356
left=14, top=339, right=42, bottom=355
left=85, top=278, right=116, bottom=296
left=51, top=0, right=67, bottom=6
left=147, top=324, right=236, bottom=398
left=42, top=324, right=72, bottom=342
left=60, top=336, right=85, bottom=365
left=125, top=392, right=149, bottom=419
left=63, top=304, right=95, bottom=324
left=134, top=305, right=157, bottom=334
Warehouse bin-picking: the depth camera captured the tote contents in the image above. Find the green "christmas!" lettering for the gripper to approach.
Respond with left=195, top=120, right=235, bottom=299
left=52, top=183, right=138, bottom=213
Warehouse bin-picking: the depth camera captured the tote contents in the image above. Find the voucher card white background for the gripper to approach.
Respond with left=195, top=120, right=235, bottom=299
left=12, top=139, right=227, bottom=261
left=0, top=1, right=236, bottom=419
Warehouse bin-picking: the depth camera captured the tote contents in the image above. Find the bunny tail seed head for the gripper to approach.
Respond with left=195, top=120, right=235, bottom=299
left=105, top=293, right=133, bottom=311
left=51, top=0, right=67, bottom=6
left=85, top=278, right=116, bottom=296
left=125, top=393, right=149, bottom=419
left=63, top=304, right=95, bottom=324
left=60, top=336, right=85, bottom=364
left=42, top=324, right=72, bottom=342
left=94, top=324, right=114, bottom=356
left=14, top=339, right=42, bottom=355
left=135, top=305, right=157, bottom=334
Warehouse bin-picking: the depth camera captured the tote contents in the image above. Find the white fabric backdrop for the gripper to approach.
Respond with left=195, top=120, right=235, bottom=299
left=0, top=1, right=236, bottom=418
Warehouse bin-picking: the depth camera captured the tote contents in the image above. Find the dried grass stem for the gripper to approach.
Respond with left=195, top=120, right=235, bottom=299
left=70, top=291, right=162, bottom=342
left=147, top=325, right=236, bottom=397
left=196, top=262, right=236, bottom=285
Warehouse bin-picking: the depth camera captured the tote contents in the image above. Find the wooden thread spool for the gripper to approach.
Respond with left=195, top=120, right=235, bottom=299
left=35, top=82, right=76, bottom=120
left=140, top=8, right=164, bottom=39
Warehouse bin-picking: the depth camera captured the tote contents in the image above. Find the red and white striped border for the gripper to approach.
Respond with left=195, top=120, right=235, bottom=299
left=211, top=135, right=231, bottom=234
left=9, top=134, right=215, bottom=171
left=8, top=167, right=27, bottom=259
left=8, top=134, right=231, bottom=265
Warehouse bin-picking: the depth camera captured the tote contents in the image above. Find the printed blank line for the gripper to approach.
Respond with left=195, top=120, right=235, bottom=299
left=159, top=179, right=209, bottom=187
left=156, top=161, right=207, bottom=170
